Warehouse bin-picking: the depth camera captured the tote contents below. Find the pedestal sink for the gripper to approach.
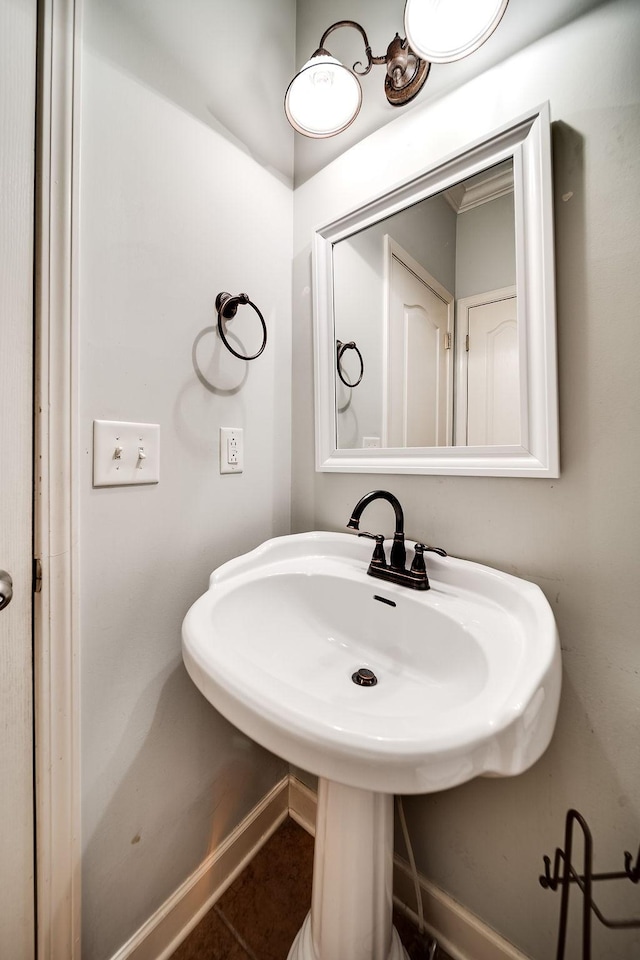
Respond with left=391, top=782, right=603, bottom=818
left=182, top=532, right=561, bottom=960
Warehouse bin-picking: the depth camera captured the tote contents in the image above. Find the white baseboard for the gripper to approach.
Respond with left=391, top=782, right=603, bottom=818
left=392, top=859, right=531, bottom=960
left=108, top=775, right=530, bottom=960
left=110, top=776, right=290, bottom=960
left=288, top=776, right=317, bottom=836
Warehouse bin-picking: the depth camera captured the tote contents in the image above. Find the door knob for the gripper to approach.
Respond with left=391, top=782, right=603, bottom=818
left=0, top=570, right=13, bottom=610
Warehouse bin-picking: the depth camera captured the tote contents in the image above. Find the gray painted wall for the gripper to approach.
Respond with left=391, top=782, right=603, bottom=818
left=79, top=2, right=294, bottom=957
left=292, top=2, right=640, bottom=957
left=87, top=0, right=297, bottom=184
left=456, top=192, right=516, bottom=299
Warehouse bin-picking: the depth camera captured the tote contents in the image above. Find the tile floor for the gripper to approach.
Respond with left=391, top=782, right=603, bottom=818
left=170, top=818, right=451, bottom=960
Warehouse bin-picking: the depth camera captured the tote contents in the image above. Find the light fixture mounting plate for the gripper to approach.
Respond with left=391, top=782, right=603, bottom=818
left=385, top=56, right=430, bottom=106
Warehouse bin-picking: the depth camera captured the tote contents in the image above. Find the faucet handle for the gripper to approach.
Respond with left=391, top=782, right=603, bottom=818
left=424, top=545, right=447, bottom=557
left=357, top=532, right=387, bottom=568
left=410, top=543, right=427, bottom=577
left=409, top=542, right=445, bottom=586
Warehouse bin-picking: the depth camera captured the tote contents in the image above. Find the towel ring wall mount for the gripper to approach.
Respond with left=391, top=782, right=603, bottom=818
left=215, top=292, right=267, bottom=361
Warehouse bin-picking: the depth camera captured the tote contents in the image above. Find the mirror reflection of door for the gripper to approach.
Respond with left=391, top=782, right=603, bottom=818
left=385, top=238, right=453, bottom=447
left=455, top=287, right=518, bottom=445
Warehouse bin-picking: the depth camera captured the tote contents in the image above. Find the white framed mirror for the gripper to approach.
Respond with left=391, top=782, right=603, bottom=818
left=313, top=103, right=558, bottom=477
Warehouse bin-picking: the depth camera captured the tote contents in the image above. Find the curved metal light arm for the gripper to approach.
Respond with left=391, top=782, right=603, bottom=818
left=317, top=20, right=387, bottom=76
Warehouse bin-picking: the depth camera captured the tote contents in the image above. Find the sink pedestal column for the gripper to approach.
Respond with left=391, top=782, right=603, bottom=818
left=288, top=778, right=409, bottom=960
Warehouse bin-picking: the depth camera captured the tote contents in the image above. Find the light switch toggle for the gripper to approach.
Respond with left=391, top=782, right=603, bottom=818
left=113, top=446, right=123, bottom=460
left=137, top=447, right=147, bottom=468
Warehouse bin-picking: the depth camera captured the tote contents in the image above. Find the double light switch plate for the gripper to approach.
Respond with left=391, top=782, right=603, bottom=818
left=93, top=420, right=160, bottom=486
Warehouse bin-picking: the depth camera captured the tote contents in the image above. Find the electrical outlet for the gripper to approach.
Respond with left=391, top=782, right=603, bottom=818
left=220, top=427, right=243, bottom=474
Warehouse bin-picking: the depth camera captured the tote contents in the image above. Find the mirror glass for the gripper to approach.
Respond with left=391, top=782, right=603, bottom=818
left=313, top=105, right=558, bottom=477
left=333, top=160, right=516, bottom=450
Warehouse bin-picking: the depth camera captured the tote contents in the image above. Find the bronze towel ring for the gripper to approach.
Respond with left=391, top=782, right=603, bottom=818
left=215, top=292, right=267, bottom=361
left=336, top=339, right=364, bottom=387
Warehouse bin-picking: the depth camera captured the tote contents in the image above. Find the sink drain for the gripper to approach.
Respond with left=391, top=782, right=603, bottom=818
left=352, top=667, right=377, bottom=687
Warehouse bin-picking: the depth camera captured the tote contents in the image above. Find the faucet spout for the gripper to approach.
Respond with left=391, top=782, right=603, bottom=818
left=347, top=489, right=404, bottom=533
left=347, top=490, right=406, bottom=571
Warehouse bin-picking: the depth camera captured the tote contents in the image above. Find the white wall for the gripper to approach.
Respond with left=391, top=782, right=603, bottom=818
left=78, top=2, right=294, bottom=957
left=292, top=2, right=640, bottom=957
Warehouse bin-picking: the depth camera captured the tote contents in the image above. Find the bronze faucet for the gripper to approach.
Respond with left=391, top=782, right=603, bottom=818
left=347, top=490, right=446, bottom=590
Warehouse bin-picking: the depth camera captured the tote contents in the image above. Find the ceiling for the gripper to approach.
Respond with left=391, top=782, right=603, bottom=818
left=84, top=0, right=297, bottom=185
left=84, top=0, right=614, bottom=188
left=293, top=0, right=613, bottom=185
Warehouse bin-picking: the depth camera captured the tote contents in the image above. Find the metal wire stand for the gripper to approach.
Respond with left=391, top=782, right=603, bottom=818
left=540, top=808, right=640, bottom=959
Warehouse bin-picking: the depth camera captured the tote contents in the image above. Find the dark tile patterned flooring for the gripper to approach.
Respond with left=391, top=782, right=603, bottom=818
left=170, top=818, right=451, bottom=960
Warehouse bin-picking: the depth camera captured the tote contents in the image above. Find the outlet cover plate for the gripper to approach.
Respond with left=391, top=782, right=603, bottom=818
left=219, top=426, right=244, bottom=474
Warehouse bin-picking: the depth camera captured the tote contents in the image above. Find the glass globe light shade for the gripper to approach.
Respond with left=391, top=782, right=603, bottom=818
left=404, top=0, right=509, bottom=64
left=284, top=53, right=363, bottom=139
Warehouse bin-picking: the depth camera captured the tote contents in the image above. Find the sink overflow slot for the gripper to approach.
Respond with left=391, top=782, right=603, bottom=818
left=374, top=595, right=396, bottom=607
left=352, top=668, right=378, bottom=687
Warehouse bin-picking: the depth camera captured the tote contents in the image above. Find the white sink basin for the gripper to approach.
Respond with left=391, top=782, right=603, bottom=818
left=182, top=531, right=561, bottom=794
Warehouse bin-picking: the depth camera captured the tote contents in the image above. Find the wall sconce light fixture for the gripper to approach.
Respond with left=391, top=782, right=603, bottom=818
left=285, top=0, right=510, bottom=138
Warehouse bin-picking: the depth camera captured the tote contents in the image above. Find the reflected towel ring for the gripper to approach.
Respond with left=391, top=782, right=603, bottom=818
left=215, top=292, right=267, bottom=361
left=336, top=339, right=364, bottom=388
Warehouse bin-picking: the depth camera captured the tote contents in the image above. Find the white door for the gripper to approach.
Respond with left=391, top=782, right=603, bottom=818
left=466, top=294, right=519, bottom=445
left=0, top=0, right=37, bottom=955
left=455, top=287, right=519, bottom=446
left=385, top=240, right=453, bottom=447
